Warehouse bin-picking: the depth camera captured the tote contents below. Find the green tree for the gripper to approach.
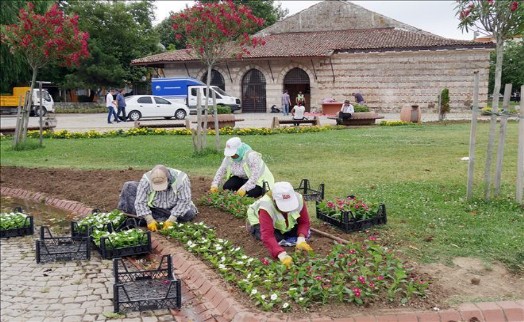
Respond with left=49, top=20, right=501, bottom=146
left=488, top=41, right=524, bottom=95
left=0, top=1, right=52, bottom=93
left=61, top=0, right=160, bottom=93
left=172, top=0, right=265, bottom=153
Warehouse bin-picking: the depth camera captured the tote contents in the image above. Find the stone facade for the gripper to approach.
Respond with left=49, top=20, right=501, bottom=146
left=163, top=47, right=490, bottom=113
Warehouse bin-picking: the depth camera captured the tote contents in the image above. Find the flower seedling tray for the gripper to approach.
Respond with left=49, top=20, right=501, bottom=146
left=316, top=203, right=387, bottom=233
left=113, top=254, right=181, bottom=312
left=294, top=179, right=325, bottom=202
left=71, top=213, right=138, bottom=241
left=97, top=230, right=151, bottom=260
left=0, top=214, right=34, bottom=239
left=36, top=226, right=90, bottom=263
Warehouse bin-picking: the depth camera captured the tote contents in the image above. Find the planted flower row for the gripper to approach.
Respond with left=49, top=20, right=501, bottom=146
left=14, top=124, right=336, bottom=140
left=160, top=222, right=428, bottom=312
left=200, top=191, right=255, bottom=218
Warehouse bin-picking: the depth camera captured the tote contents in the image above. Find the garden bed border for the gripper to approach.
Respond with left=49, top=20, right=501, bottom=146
left=1, top=185, right=523, bottom=322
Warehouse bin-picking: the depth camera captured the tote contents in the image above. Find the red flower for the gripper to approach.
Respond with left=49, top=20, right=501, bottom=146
left=353, top=287, right=361, bottom=298
left=260, top=258, right=270, bottom=265
left=510, top=1, right=518, bottom=11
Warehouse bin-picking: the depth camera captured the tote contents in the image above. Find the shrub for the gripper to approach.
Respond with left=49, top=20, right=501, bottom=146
left=439, top=88, right=450, bottom=119
left=354, top=104, right=369, bottom=112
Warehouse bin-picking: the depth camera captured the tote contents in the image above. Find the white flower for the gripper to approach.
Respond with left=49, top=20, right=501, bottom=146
left=218, top=238, right=224, bottom=243
left=250, top=289, right=258, bottom=295
left=282, top=303, right=289, bottom=309
left=241, top=255, right=248, bottom=260
left=270, top=293, right=278, bottom=301
left=233, top=247, right=240, bottom=252
left=215, top=245, right=223, bottom=251
left=236, top=261, right=243, bottom=265
left=261, top=295, right=266, bottom=300
left=218, top=264, right=226, bottom=270
left=220, top=256, right=226, bottom=262
left=247, top=258, right=254, bottom=263
left=246, top=273, right=252, bottom=279
left=298, top=297, right=304, bottom=302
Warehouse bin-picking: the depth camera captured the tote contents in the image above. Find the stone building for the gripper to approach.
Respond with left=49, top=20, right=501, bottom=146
left=132, top=0, right=494, bottom=113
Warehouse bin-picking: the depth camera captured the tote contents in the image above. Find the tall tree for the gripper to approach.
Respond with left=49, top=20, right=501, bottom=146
left=0, top=1, right=52, bottom=93
left=171, top=0, right=265, bottom=153
left=156, top=0, right=286, bottom=51
left=1, top=2, right=89, bottom=146
left=61, top=0, right=160, bottom=91
left=456, top=0, right=524, bottom=199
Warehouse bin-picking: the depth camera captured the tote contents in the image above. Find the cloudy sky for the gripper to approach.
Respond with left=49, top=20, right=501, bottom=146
left=152, top=1, right=475, bottom=40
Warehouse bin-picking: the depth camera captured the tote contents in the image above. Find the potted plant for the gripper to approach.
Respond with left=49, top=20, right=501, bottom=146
left=316, top=195, right=386, bottom=233
left=199, top=105, right=242, bottom=129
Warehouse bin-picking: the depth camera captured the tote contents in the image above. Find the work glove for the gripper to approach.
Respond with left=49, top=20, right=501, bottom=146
left=162, top=216, right=177, bottom=230
left=278, top=252, right=293, bottom=269
left=237, top=189, right=246, bottom=197
left=210, top=186, right=219, bottom=194
left=296, top=236, right=313, bottom=252
left=145, top=215, right=158, bottom=232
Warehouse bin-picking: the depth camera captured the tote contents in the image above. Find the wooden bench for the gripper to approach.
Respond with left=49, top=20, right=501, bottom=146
left=192, top=115, right=244, bottom=129
left=328, top=112, right=384, bottom=126
left=134, top=119, right=190, bottom=129
left=271, top=116, right=321, bottom=129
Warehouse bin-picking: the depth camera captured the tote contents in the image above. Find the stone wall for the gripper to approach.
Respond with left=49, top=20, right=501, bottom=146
left=163, top=47, right=490, bottom=113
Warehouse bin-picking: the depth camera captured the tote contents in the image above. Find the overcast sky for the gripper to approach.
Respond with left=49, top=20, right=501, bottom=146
left=152, top=1, right=475, bottom=40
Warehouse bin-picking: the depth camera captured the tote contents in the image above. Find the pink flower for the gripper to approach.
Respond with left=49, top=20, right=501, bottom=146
left=377, top=275, right=384, bottom=281
left=260, top=258, right=270, bottom=266
left=353, top=287, right=361, bottom=298
left=358, top=276, right=366, bottom=284
left=510, top=1, right=518, bottom=11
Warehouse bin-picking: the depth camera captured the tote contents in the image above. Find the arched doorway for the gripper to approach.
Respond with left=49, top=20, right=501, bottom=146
left=241, top=69, right=266, bottom=113
left=283, top=68, right=311, bottom=111
left=201, top=69, right=225, bottom=91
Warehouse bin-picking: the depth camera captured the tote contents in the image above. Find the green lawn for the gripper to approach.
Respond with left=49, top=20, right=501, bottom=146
left=1, top=122, right=523, bottom=271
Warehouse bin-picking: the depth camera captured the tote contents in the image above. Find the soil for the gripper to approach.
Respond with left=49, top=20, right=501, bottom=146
left=1, top=166, right=523, bottom=316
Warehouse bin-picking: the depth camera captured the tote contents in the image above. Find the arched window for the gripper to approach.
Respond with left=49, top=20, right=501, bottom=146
left=241, top=69, right=266, bottom=113
left=201, top=69, right=225, bottom=91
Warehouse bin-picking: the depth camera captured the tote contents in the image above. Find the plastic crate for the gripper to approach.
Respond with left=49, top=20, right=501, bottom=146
left=316, top=203, right=387, bottom=233
left=0, top=215, right=34, bottom=238
left=98, top=231, right=151, bottom=260
left=36, top=226, right=91, bottom=263
left=113, top=254, right=182, bottom=312
left=294, top=179, right=325, bottom=202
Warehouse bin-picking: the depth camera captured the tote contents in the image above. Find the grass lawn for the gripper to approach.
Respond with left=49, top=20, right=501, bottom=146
left=1, top=122, right=523, bottom=272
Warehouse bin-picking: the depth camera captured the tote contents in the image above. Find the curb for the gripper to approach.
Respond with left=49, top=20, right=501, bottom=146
left=2, top=186, right=523, bottom=322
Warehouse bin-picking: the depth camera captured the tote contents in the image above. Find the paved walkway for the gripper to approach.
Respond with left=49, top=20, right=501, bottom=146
left=0, top=111, right=487, bottom=134
left=2, top=186, right=524, bottom=322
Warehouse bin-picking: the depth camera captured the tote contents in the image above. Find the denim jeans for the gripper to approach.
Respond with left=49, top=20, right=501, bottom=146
left=282, top=104, right=290, bottom=116
left=107, top=106, right=118, bottom=123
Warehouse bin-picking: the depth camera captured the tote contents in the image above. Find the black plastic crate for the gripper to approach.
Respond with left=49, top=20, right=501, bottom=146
left=113, top=254, right=182, bottom=312
left=36, top=226, right=91, bottom=263
left=316, top=203, right=387, bottom=233
left=294, top=179, right=325, bottom=202
left=98, top=231, right=151, bottom=260
left=0, top=215, right=34, bottom=238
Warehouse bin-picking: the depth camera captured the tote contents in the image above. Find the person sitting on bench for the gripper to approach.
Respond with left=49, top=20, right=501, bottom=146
left=291, top=103, right=307, bottom=126
left=337, top=100, right=354, bottom=125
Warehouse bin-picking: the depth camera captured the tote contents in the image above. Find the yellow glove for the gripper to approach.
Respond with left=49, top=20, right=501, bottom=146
left=237, top=189, right=246, bottom=197
left=296, top=242, right=313, bottom=252
left=162, top=219, right=175, bottom=230
left=147, top=220, right=158, bottom=232
left=278, top=252, right=293, bottom=269
left=210, top=186, right=219, bottom=193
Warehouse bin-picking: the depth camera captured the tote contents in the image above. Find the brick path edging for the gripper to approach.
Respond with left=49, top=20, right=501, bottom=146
left=2, top=186, right=523, bottom=322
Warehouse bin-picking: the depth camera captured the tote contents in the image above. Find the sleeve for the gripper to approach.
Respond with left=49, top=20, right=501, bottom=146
left=240, top=152, right=263, bottom=192
left=259, top=209, right=285, bottom=258
left=211, top=157, right=228, bottom=187
left=296, top=199, right=311, bottom=237
left=134, top=176, right=152, bottom=218
left=169, top=175, right=193, bottom=219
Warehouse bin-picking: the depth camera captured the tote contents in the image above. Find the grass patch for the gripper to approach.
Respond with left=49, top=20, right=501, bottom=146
left=1, top=122, right=523, bottom=272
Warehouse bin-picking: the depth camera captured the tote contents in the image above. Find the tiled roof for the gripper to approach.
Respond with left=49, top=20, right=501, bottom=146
left=132, top=28, right=494, bottom=66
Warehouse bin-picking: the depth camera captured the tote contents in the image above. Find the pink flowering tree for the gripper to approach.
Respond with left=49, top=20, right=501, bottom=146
left=456, top=0, right=523, bottom=199
left=171, top=0, right=265, bottom=152
left=1, top=2, right=89, bottom=145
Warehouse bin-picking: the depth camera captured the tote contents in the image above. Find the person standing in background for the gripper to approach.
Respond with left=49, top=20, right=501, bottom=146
left=106, top=89, right=120, bottom=124
left=116, top=89, right=127, bottom=121
left=296, top=91, right=305, bottom=106
left=281, top=89, right=291, bottom=116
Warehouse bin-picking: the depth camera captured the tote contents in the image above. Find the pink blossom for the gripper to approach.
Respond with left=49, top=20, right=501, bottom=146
left=510, top=1, right=518, bottom=11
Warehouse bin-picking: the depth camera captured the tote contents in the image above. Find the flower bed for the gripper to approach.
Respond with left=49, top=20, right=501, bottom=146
left=160, top=222, right=428, bottom=311
left=91, top=228, right=151, bottom=259
left=316, top=196, right=387, bottom=233
left=0, top=211, right=34, bottom=238
left=200, top=191, right=255, bottom=219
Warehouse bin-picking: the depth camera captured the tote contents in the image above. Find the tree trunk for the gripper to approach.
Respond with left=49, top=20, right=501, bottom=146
left=484, top=36, right=504, bottom=200
left=467, top=72, right=480, bottom=201
left=494, top=84, right=512, bottom=196
left=516, top=85, right=524, bottom=204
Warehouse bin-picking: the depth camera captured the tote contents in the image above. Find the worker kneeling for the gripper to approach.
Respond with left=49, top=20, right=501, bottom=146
left=246, top=182, right=313, bottom=269
left=118, top=164, right=198, bottom=232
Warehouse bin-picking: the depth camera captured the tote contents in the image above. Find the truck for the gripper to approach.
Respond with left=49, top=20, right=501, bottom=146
left=151, top=77, right=241, bottom=114
left=0, top=86, right=55, bottom=117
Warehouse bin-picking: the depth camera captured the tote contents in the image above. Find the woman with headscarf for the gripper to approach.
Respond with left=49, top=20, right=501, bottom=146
left=210, top=137, right=274, bottom=198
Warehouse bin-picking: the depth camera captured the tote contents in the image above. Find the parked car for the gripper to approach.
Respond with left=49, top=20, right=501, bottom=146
left=125, top=95, right=189, bottom=121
